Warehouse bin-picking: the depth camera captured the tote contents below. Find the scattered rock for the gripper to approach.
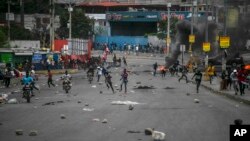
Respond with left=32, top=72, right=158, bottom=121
left=15, top=129, right=24, bottom=136
left=100, top=91, right=103, bottom=94
left=57, top=101, right=64, bottom=103
left=194, top=99, right=200, bottom=103
left=186, top=93, right=190, bottom=96
left=33, top=106, right=38, bottom=109
left=127, top=130, right=141, bottom=133
left=136, top=82, right=141, bottom=84
left=235, top=104, right=239, bottom=108
left=144, top=128, right=153, bottom=135
left=85, top=103, right=89, bottom=106
left=152, top=130, right=166, bottom=141
left=35, top=98, right=39, bottom=100
left=77, top=101, right=82, bottom=104
left=114, top=84, right=118, bottom=87
left=102, top=119, right=108, bottom=123
left=92, top=118, right=100, bottom=122
left=130, top=90, right=135, bottom=93
left=29, top=130, right=38, bottom=136
left=11, top=90, right=21, bottom=94
left=164, top=86, right=174, bottom=89
left=8, top=98, right=18, bottom=104
left=128, top=105, right=134, bottom=110
left=60, top=114, right=66, bottom=119
left=135, top=85, right=155, bottom=89
left=91, top=85, right=97, bottom=88
left=43, top=102, right=55, bottom=106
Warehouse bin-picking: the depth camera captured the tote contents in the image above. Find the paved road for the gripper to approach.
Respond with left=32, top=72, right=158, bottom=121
left=0, top=58, right=250, bottom=141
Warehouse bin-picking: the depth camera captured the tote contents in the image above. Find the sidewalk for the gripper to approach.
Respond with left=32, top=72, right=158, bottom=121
left=191, top=74, right=250, bottom=105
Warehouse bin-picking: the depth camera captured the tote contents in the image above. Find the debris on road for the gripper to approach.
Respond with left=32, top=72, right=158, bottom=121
left=144, top=128, right=153, bottom=135
left=152, top=130, right=166, bottom=141
left=194, top=99, right=200, bottom=103
left=102, top=119, right=108, bottom=123
left=8, top=98, right=18, bottom=104
left=35, top=98, right=39, bottom=100
left=111, top=101, right=142, bottom=105
left=134, top=85, right=155, bottom=89
left=77, top=101, right=82, bottom=103
left=136, top=82, right=141, bottom=84
left=1, top=94, right=8, bottom=101
left=15, top=129, right=24, bottom=136
left=164, top=86, right=174, bottom=89
left=11, top=90, right=21, bottom=94
left=92, top=118, right=100, bottom=122
left=128, top=105, right=134, bottom=110
left=100, top=91, right=103, bottom=94
left=127, top=130, right=141, bottom=133
left=43, top=102, right=55, bottom=106
left=85, top=103, right=89, bottom=106
left=186, top=93, right=191, bottom=96
left=60, top=114, right=66, bottom=119
left=91, top=85, right=97, bottom=88
left=29, top=130, right=38, bottom=136
left=130, top=90, right=135, bottom=93
left=83, top=108, right=94, bottom=111
left=114, top=84, right=118, bottom=87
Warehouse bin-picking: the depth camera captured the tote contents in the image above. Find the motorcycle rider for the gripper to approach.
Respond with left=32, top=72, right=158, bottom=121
left=22, top=71, right=34, bottom=97
left=61, top=70, right=72, bottom=84
left=87, top=64, right=94, bottom=77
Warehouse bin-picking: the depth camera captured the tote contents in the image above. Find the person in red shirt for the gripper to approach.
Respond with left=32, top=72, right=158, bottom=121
left=237, top=65, right=247, bottom=95
left=47, top=70, right=55, bottom=88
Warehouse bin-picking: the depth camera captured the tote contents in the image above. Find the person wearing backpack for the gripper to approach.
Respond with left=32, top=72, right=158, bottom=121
left=4, top=68, right=12, bottom=88
left=120, top=68, right=128, bottom=93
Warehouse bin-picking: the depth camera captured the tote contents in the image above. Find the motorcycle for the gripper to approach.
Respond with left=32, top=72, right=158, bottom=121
left=23, top=84, right=32, bottom=103
left=62, top=79, right=71, bottom=93
left=87, top=72, right=94, bottom=84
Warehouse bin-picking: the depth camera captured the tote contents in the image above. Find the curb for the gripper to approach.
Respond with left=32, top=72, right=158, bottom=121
left=35, top=69, right=79, bottom=75
left=201, top=84, right=250, bottom=106
left=190, top=80, right=250, bottom=106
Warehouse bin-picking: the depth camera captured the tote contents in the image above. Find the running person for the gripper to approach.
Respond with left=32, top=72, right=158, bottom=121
left=192, top=70, right=203, bottom=93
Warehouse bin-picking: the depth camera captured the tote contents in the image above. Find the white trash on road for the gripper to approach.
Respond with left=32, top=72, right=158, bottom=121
left=111, top=100, right=143, bottom=105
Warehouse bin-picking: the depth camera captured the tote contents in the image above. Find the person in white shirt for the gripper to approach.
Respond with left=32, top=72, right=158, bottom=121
left=96, top=66, right=102, bottom=82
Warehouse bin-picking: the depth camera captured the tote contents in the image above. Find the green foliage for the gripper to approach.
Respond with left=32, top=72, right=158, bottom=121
left=157, top=17, right=179, bottom=39
left=0, top=29, right=7, bottom=48
left=57, top=8, right=93, bottom=39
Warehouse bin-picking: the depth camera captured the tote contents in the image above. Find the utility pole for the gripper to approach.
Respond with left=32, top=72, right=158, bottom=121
left=205, top=0, right=209, bottom=68
left=166, top=3, right=171, bottom=57
left=7, top=0, right=10, bottom=42
left=49, top=0, right=55, bottom=51
left=222, top=0, right=228, bottom=71
left=20, top=0, right=24, bottom=27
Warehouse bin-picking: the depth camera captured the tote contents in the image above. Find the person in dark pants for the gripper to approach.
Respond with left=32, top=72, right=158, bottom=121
left=178, top=66, right=188, bottom=83
left=105, top=73, right=114, bottom=93
left=120, top=68, right=128, bottom=93
left=192, top=70, right=203, bottom=93
left=237, top=65, right=247, bottom=95
left=4, top=68, right=12, bottom=88
left=153, top=62, right=158, bottom=76
left=47, top=70, right=55, bottom=88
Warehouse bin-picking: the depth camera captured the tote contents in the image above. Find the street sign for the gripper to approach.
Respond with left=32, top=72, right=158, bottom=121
left=166, top=37, right=171, bottom=44
left=203, top=42, right=210, bottom=52
left=189, top=34, right=195, bottom=43
left=220, top=36, right=230, bottom=48
left=180, top=44, right=186, bottom=52
left=6, top=13, right=14, bottom=21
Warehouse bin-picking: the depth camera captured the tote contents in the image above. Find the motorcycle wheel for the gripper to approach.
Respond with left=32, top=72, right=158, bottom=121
left=26, top=92, right=30, bottom=103
left=66, top=90, right=68, bottom=93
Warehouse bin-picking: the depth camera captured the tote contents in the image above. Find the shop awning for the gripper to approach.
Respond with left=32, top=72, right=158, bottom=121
left=15, top=52, right=33, bottom=56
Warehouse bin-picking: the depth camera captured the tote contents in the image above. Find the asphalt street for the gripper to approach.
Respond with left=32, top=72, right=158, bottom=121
left=0, top=57, right=250, bottom=141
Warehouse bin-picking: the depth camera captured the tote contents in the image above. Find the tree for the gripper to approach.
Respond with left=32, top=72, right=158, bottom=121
left=157, top=17, right=179, bottom=40
left=56, top=7, right=93, bottom=39
left=0, top=29, right=7, bottom=48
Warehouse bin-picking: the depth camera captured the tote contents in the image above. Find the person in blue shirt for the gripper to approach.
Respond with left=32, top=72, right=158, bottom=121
left=22, top=71, right=33, bottom=85
left=22, top=71, right=34, bottom=97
